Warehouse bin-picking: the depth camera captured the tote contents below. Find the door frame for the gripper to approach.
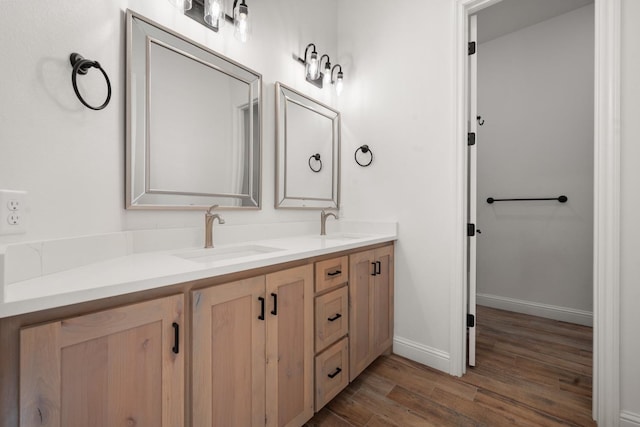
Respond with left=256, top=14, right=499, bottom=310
left=450, top=0, right=621, bottom=425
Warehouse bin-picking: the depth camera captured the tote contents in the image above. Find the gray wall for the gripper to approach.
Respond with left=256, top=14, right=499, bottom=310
left=476, top=5, right=594, bottom=324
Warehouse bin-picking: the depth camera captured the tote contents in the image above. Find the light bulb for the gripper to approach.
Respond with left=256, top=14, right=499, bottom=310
left=204, top=0, right=224, bottom=28
left=322, top=65, right=331, bottom=87
left=307, top=52, right=319, bottom=80
left=234, top=2, right=250, bottom=42
left=168, top=0, right=192, bottom=12
left=335, top=72, right=344, bottom=96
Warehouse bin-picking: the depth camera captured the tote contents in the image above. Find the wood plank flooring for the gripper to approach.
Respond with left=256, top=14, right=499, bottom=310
left=305, top=306, right=594, bottom=426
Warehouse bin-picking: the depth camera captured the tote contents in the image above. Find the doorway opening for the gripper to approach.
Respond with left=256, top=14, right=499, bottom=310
left=468, top=3, right=595, bottom=421
left=452, top=0, right=621, bottom=425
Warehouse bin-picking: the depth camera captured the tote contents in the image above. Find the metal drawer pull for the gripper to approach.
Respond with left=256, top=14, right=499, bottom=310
left=258, top=297, right=265, bottom=320
left=327, top=270, right=342, bottom=276
left=371, top=262, right=377, bottom=276
left=327, top=367, right=342, bottom=379
left=271, top=293, right=278, bottom=315
left=328, top=313, right=342, bottom=322
left=172, top=322, right=180, bottom=354
left=376, top=261, right=382, bottom=275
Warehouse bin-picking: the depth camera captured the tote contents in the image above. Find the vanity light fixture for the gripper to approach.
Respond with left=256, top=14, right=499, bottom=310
left=296, top=44, right=345, bottom=91
left=331, top=64, right=344, bottom=96
left=183, top=0, right=251, bottom=42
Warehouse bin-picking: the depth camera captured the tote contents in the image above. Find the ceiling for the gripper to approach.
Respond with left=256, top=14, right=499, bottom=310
left=477, top=0, right=594, bottom=44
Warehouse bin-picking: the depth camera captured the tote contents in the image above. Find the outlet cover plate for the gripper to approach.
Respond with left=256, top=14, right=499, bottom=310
left=0, top=190, right=27, bottom=235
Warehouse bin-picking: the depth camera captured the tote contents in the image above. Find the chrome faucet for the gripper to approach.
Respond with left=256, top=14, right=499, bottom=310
left=320, top=209, right=338, bottom=236
left=204, top=205, right=225, bottom=248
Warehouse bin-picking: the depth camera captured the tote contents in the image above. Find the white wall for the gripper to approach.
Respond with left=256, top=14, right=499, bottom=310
left=620, top=0, right=640, bottom=421
left=0, top=0, right=338, bottom=244
left=337, top=0, right=456, bottom=368
left=476, top=5, right=594, bottom=322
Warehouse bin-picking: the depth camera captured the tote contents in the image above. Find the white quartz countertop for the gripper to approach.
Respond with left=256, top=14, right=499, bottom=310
left=0, top=230, right=396, bottom=319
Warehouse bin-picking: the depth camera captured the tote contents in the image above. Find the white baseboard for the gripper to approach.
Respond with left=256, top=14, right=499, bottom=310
left=476, top=293, right=593, bottom=327
left=621, top=411, right=640, bottom=427
left=393, top=336, right=450, bottom=373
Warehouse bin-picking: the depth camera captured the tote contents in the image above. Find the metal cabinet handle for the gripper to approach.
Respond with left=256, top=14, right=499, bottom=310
left=172, top=322, right=180, bottom=354
left=327, top=270, right=342, bottom=276
left=328, top=367, right=342, bottom=379
left=328, top=313, right=342, bottom=322
left=271, top=293, right=278, bottom=316
left=376, top=261, right=382, bottom=275
left=258, top=297, right=265, bottom=320
left=371, top=262, right=377, bottom=276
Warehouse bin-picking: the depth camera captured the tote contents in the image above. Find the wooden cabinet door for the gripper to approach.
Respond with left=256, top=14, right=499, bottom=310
left=20, top=294, right=184, bottom=427
left=265, top=264, right=314, bottom=427
left=192, top=276, right=266, bottom=427
left=349, top=245, right=395, bottom=381
left=372, top=245, right=394, bottom=357
left=349, top=249, right=375, bottom=380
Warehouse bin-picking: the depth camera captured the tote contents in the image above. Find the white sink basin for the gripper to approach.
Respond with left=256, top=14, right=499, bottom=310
left=174, top=245, right=283, bottom=264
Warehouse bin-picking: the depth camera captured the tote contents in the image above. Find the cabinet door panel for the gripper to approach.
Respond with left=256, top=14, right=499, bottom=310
left=20, top=294, right=184, bottom=427
left=266, top=264, right=314, bottom=427
left=192, top=276, right=266, bottom=427
left=373, top=246, right=394, bottom=355
left=349, top=249, right=375, bottom=381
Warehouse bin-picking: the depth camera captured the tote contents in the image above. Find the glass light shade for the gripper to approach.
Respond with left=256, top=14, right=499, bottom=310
left=335, top=73, right=344, bottom=96
left=204, top=0, right=225, bottom=28
left=168, top=0, right=192, bottom=11
left=322, top=64, right=331, bottom=86
left=234, top=3, right=251, bottom=42
left=306, top=52, right=319, bottom=80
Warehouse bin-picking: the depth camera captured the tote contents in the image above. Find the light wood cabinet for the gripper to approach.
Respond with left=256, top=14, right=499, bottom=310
left=19, top=294, right=184, bottom=427
left=11, top=243, right=394, bottom=427
left=265, top=265, right=314, bottom=427
left=314, top=255, right=348, bottom=293
left=192, top=276, right=266, bottom=427
left=314, top=337, right=349, bottom=409
left=314, top=286, right=349, bottom=351
left=349, top=245, right=394, bottom=381
left=192, top=265, right=314, bottom=427
left=313, top=256, right=350, bottom=412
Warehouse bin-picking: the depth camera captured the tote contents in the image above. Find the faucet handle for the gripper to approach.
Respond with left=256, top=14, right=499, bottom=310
left=206, top=204, right=219, bottom=214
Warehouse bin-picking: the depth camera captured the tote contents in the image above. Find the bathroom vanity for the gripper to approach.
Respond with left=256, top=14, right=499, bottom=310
left=0, top=225, right=395, bottom=427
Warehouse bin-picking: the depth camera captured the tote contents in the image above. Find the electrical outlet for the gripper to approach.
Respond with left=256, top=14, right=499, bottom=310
left=0, top=189, right=27, bottom=235
left=7, top=200, right=20, bottom=211
left=7, top=213, right=20, bottom=225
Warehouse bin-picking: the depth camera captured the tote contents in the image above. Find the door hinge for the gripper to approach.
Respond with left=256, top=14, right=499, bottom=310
left=468, top=41, right=476, bottom=55
left=467, top=314, right=475, bottom=328
left=468, top=132, right=476, bottom=146
left=467, top=223, right=475, bottom=237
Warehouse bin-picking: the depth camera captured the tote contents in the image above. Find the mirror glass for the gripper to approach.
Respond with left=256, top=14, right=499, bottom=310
left=275, top=82, right=340, bottom=209
left=126, top=11, right=261, bottom=209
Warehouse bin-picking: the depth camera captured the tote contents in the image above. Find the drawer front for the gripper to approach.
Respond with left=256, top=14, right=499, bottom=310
left=315, top=256, right=349, bottom=293
left=315, top=337, right=349, bottom=411
left=315, top=286, right=349, bottom=351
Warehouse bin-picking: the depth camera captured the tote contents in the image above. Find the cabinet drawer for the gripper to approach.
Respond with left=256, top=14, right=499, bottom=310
left=315, top=337, right=349, bottom=411
left=315, top=286, right=349, bottom=351
left=315, top=256, right=349, bottom=293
